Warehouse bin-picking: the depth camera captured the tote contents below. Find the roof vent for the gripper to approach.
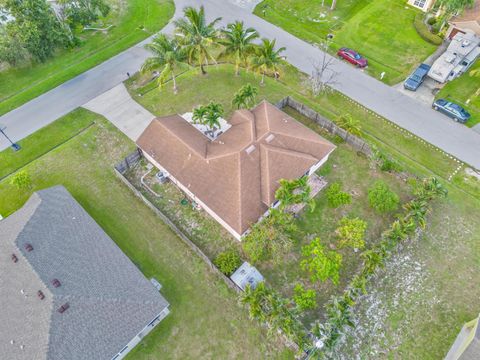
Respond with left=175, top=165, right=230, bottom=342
left=265, top=134, right=275, bottom=143
left=11, top=254, right=18, bottom=263
left=245, top=145, right=256, bottom=155
left=51, top=279, right=61, bottom=288
left=24, top=243, right=33, bottom=252
left=57, top=303, right=70, bottom=314
left=462, top=40, right=470, bottom=47
left=37, top=290, right=45, bottom=300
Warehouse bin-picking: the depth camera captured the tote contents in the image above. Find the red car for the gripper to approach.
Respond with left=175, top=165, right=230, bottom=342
left=337, top=47, right=368, bottom=68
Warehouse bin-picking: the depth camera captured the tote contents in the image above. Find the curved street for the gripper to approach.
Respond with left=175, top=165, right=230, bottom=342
left=1, top=0, right=479, bottom=170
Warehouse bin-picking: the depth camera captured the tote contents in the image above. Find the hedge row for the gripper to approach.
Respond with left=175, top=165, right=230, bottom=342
left=414, top=13, right=443, bottom=45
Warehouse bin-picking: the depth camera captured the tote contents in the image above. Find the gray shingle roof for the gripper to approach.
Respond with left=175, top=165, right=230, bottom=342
left=0, top=186, right=169, bottom=360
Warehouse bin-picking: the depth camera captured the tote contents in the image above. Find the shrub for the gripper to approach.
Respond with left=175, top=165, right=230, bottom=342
left=337, top=113, right=362, bottom=136
left=243, top=209, right=296, bottom=263
left=10, top=170, right=32, bottom=189
left=293, top=283, right=317, bottom=311
left=326, top=182, right=351, bottom=208
left=368, top=181, right=400, bottom=213
left=336, top=217, right=368, bottom=249
left=301, top=238, right=342, bottom=285
left=214, top=250, right=242, bottom=276
left=414, top=13, right=443, bottom=45
left=427, top=16, right=437, bottom=26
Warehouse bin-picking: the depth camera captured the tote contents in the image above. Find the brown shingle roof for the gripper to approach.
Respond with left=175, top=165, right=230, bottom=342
left=137, top=101, right=335, bottom=236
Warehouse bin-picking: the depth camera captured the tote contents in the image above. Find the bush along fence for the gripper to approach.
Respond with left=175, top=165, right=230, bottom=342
left=113, top=151, right=240, bottom=293
left=276, top=96, right=372, bottom=157
left=307, top=177, right=448, bottom=358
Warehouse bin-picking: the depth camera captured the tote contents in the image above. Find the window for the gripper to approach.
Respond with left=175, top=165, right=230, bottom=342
left=413, top=0, right=427, bottom=8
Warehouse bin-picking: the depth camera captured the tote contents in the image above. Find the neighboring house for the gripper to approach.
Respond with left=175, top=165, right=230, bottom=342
left=0, top=186, right=170, bottom=360
left=137, top=101, right=335, bottom=240
left=447, top=0, right=480, bottom=38
left=445, top=314, right=480, bottom=359
left=408, top=0, right=436, bottom=12
left=428, top=30, right=480, bottom=82
left=230, top=262, right=264, bottom=291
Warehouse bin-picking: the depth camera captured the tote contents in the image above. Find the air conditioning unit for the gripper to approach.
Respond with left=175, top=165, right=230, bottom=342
left=155, top=171, right=168, bottom=184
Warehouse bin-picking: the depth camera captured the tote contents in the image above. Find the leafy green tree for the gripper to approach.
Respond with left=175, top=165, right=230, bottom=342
left=368, top=181, right=400, bottom=214
left=301, top=238, right=342, bottom=284
left=214, top=250, right=241, bottom=276
left=251, top=38, right=286, bottom=85
left=232, top=83, right=258, bottom=109
left=192, top=105, right=208, bottom=124
left=336, top=217, right=367, bottom=250
left=243, top=208, right=296, bottom=264
left=337, top=113, right=361, bottom=136
left=2, top=0, right=70, bottom=62
left=142, top=34, right=188, bottom=94
left=174, top=6, right=221, bottom=75
left=0, top=30, right=29, bottom=66
left=326, top=182, right=351, bottom=208
left=10, top=170, right=32, bottom=189
left=58, top=0, right=110, bottom=28
left=293, top=283, right=317, bottom=311
left=220, top=21, right=258, bottom=76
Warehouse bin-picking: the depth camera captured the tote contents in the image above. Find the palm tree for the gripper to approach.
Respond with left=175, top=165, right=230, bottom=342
left=251, top=38, right=286, bottom=85
left=403, top=199, right=430, bottom=229
left=192, top=105, right=208, bottom=124
left=337, top=113, right=362, bottom=136
left=141, top=34, right=188, bottom=94
left=174, top=6, right=221, bottom=75
left=220, top=21, right=259, bottom=76
left=232, top=83, right=258, bottom=109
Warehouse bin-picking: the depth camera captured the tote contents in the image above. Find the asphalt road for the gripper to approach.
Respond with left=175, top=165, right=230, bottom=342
left=1, top=0, right=479, bottom=170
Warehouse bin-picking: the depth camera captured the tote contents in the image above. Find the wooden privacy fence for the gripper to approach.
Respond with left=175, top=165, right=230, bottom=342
left=276, top=96, right=373, bottom=157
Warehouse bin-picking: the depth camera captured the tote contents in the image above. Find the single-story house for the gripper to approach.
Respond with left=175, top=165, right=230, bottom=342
left=447, top=0, right=480, bottom=38
left=445, top=314, right=480, bottom=359
left=407, top=0, right=436, bottom=12
left=137, top=101, right=336, bottom=240
left=428, top=30, right=480, bottom=83
left=0, top=186, right=170, bottom=360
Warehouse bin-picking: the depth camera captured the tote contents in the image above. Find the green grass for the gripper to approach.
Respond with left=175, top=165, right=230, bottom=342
left=125, top=63, right=480, bottom=357
left=436, top=61, right=480, bottom=127
left=254, top=0, right=436, bottom=84
left=0, top=0, right=174, bottom=116
left=0, top=109, right=94, bottom=179
left=0, top=109, right=293, bottom=359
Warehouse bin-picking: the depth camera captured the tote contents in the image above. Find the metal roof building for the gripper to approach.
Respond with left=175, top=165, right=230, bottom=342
left=230, top=262, right=264, bottom=291
left=0, top=186, right=169, bottom=360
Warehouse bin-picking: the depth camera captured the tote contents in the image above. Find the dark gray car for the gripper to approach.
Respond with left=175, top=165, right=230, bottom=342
left=404, top=63, right=430, bottom=91
left=432, top=99, right=471, bottom=123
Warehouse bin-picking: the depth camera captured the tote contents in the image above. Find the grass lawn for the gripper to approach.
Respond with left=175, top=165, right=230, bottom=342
left=0, top=109, right=292, bottom=359
left=436, top=61, right=480, bottom=127
left=0, top=0, right=174, bottom=116
left=254, top=0, right=436, bottom=84
left=0, top=110, right=94, bottom=180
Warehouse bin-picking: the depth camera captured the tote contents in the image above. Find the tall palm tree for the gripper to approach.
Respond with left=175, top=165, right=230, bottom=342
left=220, top=21, right=259, bottom=76
left=251, top=38, right=286, bottom=85
left=141, top=34, right=188, bottom=94
left=174, top=6, right=221, bottom=75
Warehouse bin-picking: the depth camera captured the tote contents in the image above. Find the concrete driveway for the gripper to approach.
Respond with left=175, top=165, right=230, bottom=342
left=394, top=78, right=443, bottom=106
left=83, top=84, right=154, bottom=141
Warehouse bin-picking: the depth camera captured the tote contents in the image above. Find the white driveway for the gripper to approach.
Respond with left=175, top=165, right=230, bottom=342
left=82, top=84, right=154, bottom=141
